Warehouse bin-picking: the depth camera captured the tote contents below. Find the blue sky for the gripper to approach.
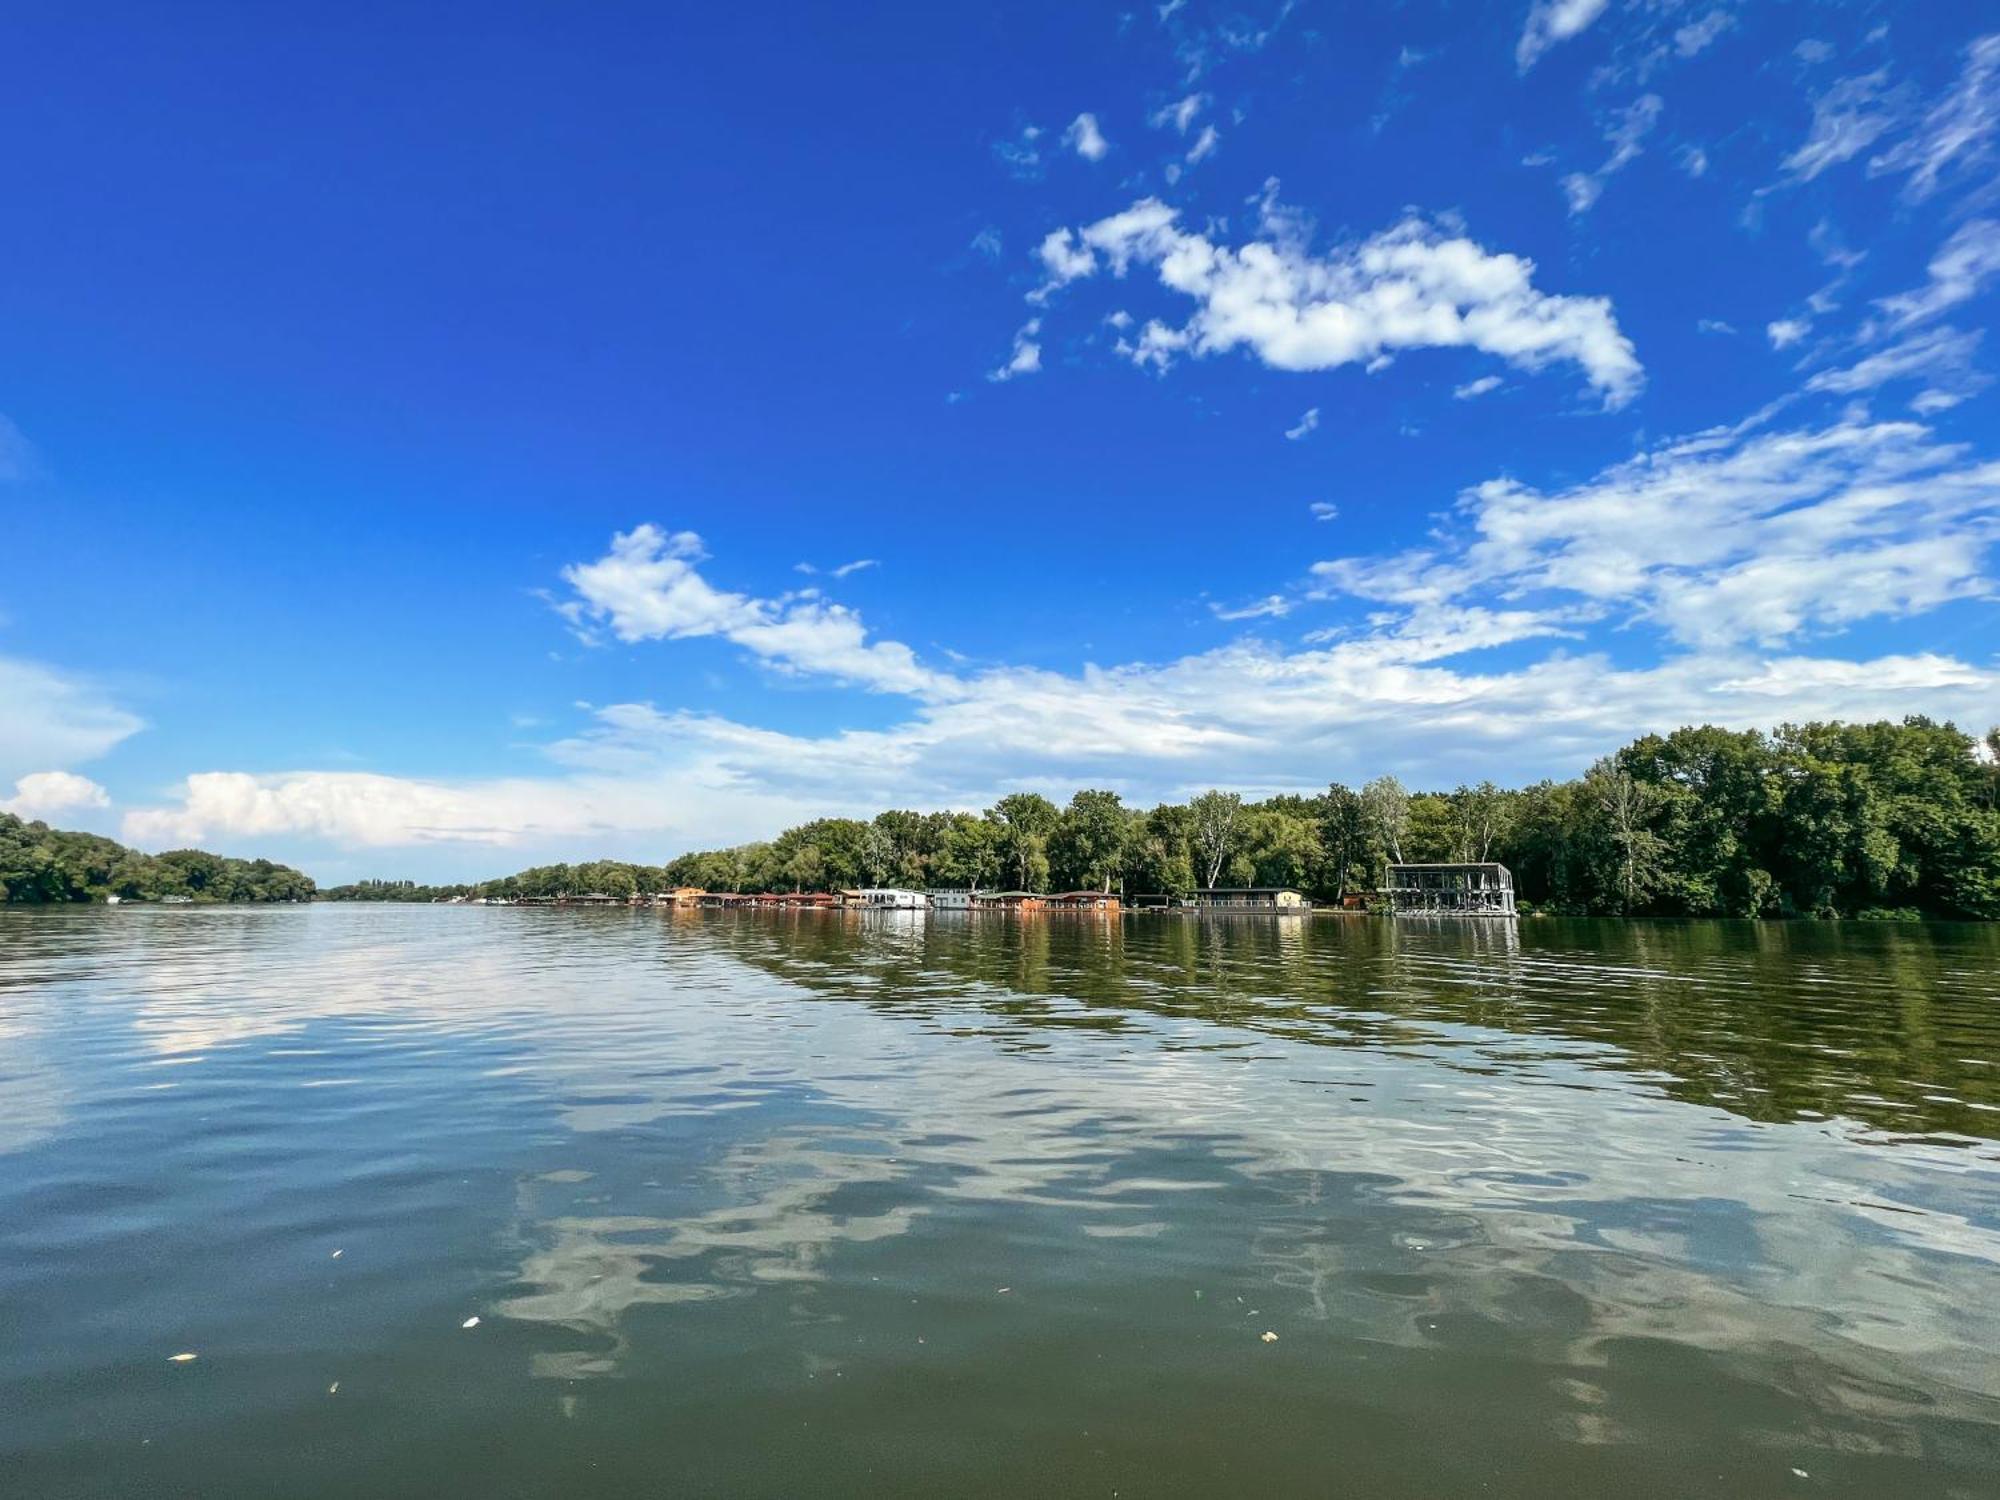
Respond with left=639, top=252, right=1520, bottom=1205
left=4, top=0, right=1997, bottom=882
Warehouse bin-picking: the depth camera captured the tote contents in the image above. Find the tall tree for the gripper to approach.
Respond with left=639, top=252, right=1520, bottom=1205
left=1188, top=789, right=1243, bottom=889
left=1361, top=776, right=1410, bottom=865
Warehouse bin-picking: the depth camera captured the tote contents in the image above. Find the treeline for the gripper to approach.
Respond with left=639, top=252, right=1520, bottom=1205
left=0, top=814, right=317, bottom=904
left=320, top=719, right=2000, bottom=919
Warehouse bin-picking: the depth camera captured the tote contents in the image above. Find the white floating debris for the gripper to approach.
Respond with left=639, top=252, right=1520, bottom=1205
left=1260, top=1331, right=1278, bottom=1343
left=1791, top=1469, right=1809, bottom=1480
left=996, top=1287, right=1011, bottom=1295
left=169, top=1352, right=198, bottom=1363
left=328, top=1382, right=340, bottom=1395
left=330, top=1249, right=343, bottom=1259
left=461, top=1316, right=481, bottom=1329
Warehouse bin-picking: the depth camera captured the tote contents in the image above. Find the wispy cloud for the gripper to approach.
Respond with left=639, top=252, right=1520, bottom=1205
left=0, top=654, right=145, bottom=784
left=1454, top=375, right=1504, bottom=400
left=1284, top=407, right=1321, bottom=441
left=1562, top=94, right=1662, bottom=215
left=1870, top=33, right=2000, bottom=201
left=1309, top=501, right=1339, bottom=522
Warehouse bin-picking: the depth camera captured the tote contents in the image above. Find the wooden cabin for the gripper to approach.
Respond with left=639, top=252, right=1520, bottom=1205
left=1381, top=863, right=1517, bottom=918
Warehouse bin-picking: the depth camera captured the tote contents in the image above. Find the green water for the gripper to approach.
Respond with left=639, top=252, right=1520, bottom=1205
left=2, top=905, right=1997, bottom=1497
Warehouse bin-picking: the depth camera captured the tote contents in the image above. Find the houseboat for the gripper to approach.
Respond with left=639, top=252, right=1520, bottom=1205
left=1045, top=891, right=1121, bottom=912
left=847, top=888, right=929, bottom=910
left=972, top=890, right=1044, bottom=912
left=1189, top=887, right=1309, bottom=914
left=1381, top=863, right=1517, bottom=918
left=927, top=889, right=975, bottom=910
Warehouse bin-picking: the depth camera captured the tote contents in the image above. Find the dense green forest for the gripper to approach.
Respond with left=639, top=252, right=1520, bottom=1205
left=0, top=814, right=317, bottom=904
left=321, top=718, right=2000, bottom=920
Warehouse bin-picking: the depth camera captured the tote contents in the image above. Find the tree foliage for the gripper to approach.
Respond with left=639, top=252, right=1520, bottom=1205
left=0, top=814, right=316, bottom=904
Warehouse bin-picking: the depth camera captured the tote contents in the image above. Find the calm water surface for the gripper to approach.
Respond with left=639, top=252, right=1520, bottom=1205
left=2, top=906, right=1998, bottom=1497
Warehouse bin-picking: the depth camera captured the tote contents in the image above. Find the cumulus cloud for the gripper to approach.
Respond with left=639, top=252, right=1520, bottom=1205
left=1063, top=112, right=1110, bottom=161
left=1517, top=0, right=1609, bottom=73
left=1, top=771, right=111, bottom=820
left=1313, top=414, right=2000, bottom=651
left=989, top=319, right=1043, bottom=382
left=1031, top=191, right=1642, bottom=406
left=556, top=525, right=946, bottom=697
left=0, top=655, right=145, bottom=783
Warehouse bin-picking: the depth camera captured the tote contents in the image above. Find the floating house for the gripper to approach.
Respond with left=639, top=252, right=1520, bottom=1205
left=972, top=890, right=1044, bottom=912
left=846, top=888, right=929, bottom=910
left=1190, top=887, right=1309, bottom=913
left=927, top=889, right=974, bottom=910
left=1381, top=862, right=1517, bottom=918
left=1045, top=891, right=1121, bottom=912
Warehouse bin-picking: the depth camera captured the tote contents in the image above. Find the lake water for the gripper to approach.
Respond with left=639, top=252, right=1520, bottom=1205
left=3, top=906, right=1998, bottom=1497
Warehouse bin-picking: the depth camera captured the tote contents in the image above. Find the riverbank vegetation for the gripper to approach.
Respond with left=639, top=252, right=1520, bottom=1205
left=0, top=814, right=316, bottom=904
left=319, top=718, right=2000, bottom=920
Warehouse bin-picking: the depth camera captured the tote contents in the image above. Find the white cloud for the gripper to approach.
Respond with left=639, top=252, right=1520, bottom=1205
left=1063, top=113, right=1110, bottom=162
left=1874, top=219, right=2000, bottom=330
left=0, top=655, right=145, bottom=783
left=1185, top=123, right=1220, bottom=165
left=1284, top=407, right=1320, bottom=441
left=1767, top=318, right=1811, bottom=350
left=1208, top=594, right=1293, bottom=621
left=1151, top=92, right=1208, bottom=135
left=992, top=124, right=1044, bottom=180
left=556, top=525, right=946, bottom=697
left=1697, top=318, right=1737, bottom=336
left=1032, top=192, right=1642, bottom=406
left=1, top=771, right=111, bottom=820
left=1783, top=70, right=1906, bottom=182
left=1869, top=33, right=2000, bottom=201
left=969, top=226, right=1003, bottom=260
left=1309, top=501, right=1339, bottom=522
left=1676, top=144, right=1709, bottom=177
left=1517, top=0, right=1610, bottom=73
left=1313, top=414, right=2000, bottom=651
left=988, top=318, right=1043, bottom=382
left=829, top=558, right=878, bottom=580
left=1454, top=375, right=1505, bottom=400
left=1562, top=94, right=1662, bottom=215
left=1673, top=10, right=1735, bottom=59
left=1802, top=325, right=1988, bottom=404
